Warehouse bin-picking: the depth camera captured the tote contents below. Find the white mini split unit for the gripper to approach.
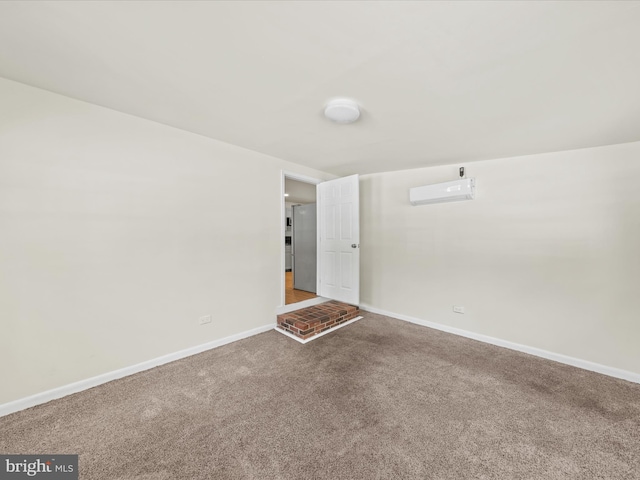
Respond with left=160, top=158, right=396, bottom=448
left=409, top=178, right=476, bottom=206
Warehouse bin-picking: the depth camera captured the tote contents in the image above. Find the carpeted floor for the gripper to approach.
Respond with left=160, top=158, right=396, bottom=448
left=2, top=312, right=640, bottom=479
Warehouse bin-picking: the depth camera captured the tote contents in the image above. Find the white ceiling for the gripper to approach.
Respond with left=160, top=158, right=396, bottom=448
left=1, top=1, right=639, bottom=176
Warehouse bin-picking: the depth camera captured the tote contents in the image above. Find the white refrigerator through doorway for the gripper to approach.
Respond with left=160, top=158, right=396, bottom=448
left=292, top=203, right=317, bottom=293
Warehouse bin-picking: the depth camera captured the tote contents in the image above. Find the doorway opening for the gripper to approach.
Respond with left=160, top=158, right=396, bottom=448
left=284, top=176, right=318, bottom=305
left=279, top=171, right=360, bottom=313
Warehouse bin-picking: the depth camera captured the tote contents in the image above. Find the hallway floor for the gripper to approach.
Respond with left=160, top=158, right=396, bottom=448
left=285, top=271, right=316, bottom=305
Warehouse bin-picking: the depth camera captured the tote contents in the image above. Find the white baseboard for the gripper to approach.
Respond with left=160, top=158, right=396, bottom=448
left=0, top=323, right=276, bottom=418
left=360, top=303, right=640, bottom=385
left=275, top=316, right=363, bottom=344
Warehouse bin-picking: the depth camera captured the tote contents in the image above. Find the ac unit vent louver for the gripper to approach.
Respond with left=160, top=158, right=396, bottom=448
left=409, top=178, right=475, bottom=206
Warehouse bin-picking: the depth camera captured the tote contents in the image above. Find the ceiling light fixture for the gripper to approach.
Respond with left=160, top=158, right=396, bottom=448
left=324, top=98, right=361, bottom=124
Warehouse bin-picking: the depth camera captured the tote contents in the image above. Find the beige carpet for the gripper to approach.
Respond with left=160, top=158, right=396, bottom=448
left=1, top=312, right=639, bottom=479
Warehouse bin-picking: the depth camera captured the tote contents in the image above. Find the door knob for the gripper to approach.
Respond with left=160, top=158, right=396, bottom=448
left=351, top=244, right=359, bottom=248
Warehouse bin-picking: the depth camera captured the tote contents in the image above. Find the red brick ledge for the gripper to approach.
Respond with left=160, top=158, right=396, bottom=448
left=276, top=300, right=360, bottom=342
left=275, top=315, right=363, bottom=344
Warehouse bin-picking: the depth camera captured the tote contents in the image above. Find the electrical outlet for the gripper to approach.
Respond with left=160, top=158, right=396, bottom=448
left=453, top=306, right=465, bottom=314
left=199, top=315, right=212, bottom=325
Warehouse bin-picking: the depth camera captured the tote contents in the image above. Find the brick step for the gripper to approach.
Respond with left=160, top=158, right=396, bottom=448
left=277, top=301, right=360, bottom=341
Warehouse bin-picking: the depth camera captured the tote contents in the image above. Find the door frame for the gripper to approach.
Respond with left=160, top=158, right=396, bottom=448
left=278, top=170, right=326, bottom=313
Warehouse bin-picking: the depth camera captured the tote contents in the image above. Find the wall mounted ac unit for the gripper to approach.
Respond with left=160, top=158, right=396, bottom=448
left=409, top=178, right=475, bottom=206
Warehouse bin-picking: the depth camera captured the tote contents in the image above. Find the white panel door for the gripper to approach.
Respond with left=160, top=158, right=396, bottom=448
left=318, top=174, right=359, bottom=305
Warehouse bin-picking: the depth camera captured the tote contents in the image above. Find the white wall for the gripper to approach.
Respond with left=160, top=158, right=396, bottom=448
left=361, top=142, right=640, bottom=376
left=0, top=78, right=332, bottom=405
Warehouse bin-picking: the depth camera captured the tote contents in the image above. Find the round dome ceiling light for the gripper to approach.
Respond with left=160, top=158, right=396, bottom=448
left=324, top=98, right=361, bottom=124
